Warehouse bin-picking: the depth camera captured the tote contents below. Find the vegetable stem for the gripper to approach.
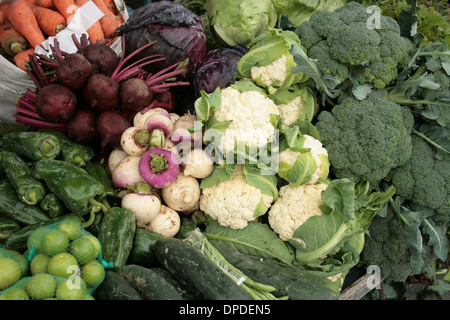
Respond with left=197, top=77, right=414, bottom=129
left=150, top=152, right=168, bottom=173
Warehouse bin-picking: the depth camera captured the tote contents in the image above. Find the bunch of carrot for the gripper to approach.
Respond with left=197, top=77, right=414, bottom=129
left=0, top=0, right=123, bottom=71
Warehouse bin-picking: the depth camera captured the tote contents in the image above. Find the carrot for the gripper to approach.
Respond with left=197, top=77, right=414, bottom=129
left=91, top=0, right=122, bottom=38
left=102, top=0, right=118, bottom=15
left=0, top=3, right=10, bottom=16
left=36, top=0, right=55, bottom=8
left=74, top=0, right=105, bottom=43
left=22, top=0, right=38, bottom=6
left=53, top=0, right=77, bottom=22
left=0, top=10, right=3, bottom=27
left=6, top=0, right=46, bottom=48
left=14, top=47, right=34, bottom=71
left=31, top=6, right=66, bottom=36
left=0, top=22, right=28, bottom=57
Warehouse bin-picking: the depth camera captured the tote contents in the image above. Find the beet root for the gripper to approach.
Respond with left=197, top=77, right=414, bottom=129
left=79, top=43, right=120, bottom=76
left=34, top=84, right=77, bottom=123
left=96, top=110, right=132, bottom=149
left=120, top=78, right=154, bottom=113
left=67, top=108, right=97, bottom=144
left=83, top=74, right=121, bottom=112
left=56, top=53, right=92, bottom=89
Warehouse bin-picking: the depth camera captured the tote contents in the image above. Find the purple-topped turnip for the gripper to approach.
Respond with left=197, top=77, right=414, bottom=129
left=112, top=155, right=143, bottom=188
left=133, top=106, right=170, bottom=129
left=120, top=126, right=151, bottom=156
left=139, top=148, right=179, bottom=189
left=121, top=183, right=161, bottom=228
left=143, top=114, right=174, bottom=148
left=171, top=113, right=201, bottom=144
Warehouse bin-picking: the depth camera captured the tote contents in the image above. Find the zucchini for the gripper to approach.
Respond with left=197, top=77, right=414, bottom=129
left=153, top=237, right=251, bottom=300
left=94, top=271, right=142, bottom=300
left=127, top=229, right=162, bottom=268
left=97, top=207, right=136, bottom=269
left=116, top=264, right=192, bottom=300
left=214, top=242, right=339, bottom=300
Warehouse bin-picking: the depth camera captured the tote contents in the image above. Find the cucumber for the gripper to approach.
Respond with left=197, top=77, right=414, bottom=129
left=116, top=264, right=192, bottom=300
left=127, top=229, right=162, bottom=268
left=153, top=237, right=251, bottom=300
left=94, top=271, right=142, bottom=300
left=0, top=214, right=21, bottom=241
left=97, top=207, right=136, bottom=269
left=151, top=267, right=198, bottom=300
left=214, top=242, right=339, bottom=300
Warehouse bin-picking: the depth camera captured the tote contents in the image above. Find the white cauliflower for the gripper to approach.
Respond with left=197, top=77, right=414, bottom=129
left=199, top=165, right=274, bottom=229
left=278, top=134, right=330, bottom=185
left=268, top=182, right=328, bottom=241
left=277, top=95, right=303, bottom=127
left=213, top=86, right=280, bottom=154
left=251, top=54, right=288, bottom=88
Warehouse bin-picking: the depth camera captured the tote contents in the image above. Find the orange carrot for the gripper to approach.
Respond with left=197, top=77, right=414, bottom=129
left=0, top=3, right=10, bottom=16
left=53, top=0, right=77, bottom=22
left=6, top=0, right=46, bottom=48
left=0, top=22, right=28, bottom=57
left=91, top=0, right=122, bottom=38
left=22, top=0, right=38, bottom=6
left=14, top=47, right=34, bottom=71
left=102, top=0, right=118, bottom=15
left=74, top=0, right=105, bottom=43
left=0, top=10, right=3, bottom=27
left=36, top=0, right=55, bottom=8
left=31, top=6, right=66, bottom=36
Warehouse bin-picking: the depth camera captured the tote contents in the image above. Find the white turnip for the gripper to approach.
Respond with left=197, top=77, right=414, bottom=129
left=108, top=148, right=129, bottom=173
left=112, top=155, right=143, bottom=188
left=182, top=148, right=215, bottom=179
left=146, top=205, right=180, bottom=238
left=143, top=114, right=174, bottom=148
left=121, top=187, right=161, bottom=228
left=171, top=113, right=202, bottom=144
left=162, top=172, right=200, bottom=212
left=120, top=126, right=151, bottom=156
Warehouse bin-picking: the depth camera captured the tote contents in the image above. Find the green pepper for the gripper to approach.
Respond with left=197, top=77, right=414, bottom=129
left=84, top=161, right=116, bottom=199
left=0, top=214, right=21, bottom=241
left=0, top=152, right=4, bottom=178
left=41, top=129, right=96, bottom=166
left=39, top=193, right=67, bottom=218
left=0, top=179, right=50, bottom=225
left=34, top=159, right=107, bottom=217
left=1, top=151, right=46, bottom=205
left=1, top=131, right=61, bottom=161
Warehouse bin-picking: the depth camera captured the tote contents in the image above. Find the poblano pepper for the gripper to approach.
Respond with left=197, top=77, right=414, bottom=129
left=1, top=131, right=61, bottom=161
left=1, top=151, right=46, bottom=205
left=40, top=129, right=96, bottom=166
left=34, top=159, right=107, bottom=217
left=84, top=161, right=116, bottom=199
left=40, top=193, right=67, bottom=218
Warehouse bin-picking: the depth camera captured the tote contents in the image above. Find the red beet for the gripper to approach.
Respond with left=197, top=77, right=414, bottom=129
left=67, top=109, right=97, bottom=144
left=34, top=84, right=77, bottom=123
left=56, top=53, right=92, bottom=89
left=120, top=78, right=154, bottom=112
left=96, top=110, right=132, bottom=149
left=83, top=74, right=121, bottom=112
left=78, top=43, right=120, bottom=76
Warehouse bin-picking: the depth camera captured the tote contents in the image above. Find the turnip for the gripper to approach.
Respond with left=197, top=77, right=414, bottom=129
left=112, top=155, right=143, bottom=188
left=120, top=78, right=154, bottom=113
left=120, top=126, right=150, bottom=156
left=66, top=108, right=97, bottom=144
left=55, top=53, right=92, bottom=89
left=169, top=113, right=180, bottom=123
left=143, top=114, right=174, bottom=148
left=108, top=149, right=128, bottom=173
left=182, top=148, right=215, bottom=179
left=146, top=205, right=181, bottom=238
left=162, top=172, right=200, bottom=212
left=96, top=110, right=132, bottom=149
left=78, top=42, right=120, bottom=76
left=121, top=183, right=161, bottom=228
left=133, top=106, right=170, bottom=129
left=171, top=113, right=202, bottom=144
left=34, top=84, right=77, bottom=124
left=139, top=148, right=180, bottom=189
left=83, top=74, right=121, bottom=112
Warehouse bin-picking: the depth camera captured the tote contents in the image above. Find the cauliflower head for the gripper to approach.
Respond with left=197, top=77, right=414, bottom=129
left=268, top=182, right=328, bottom=241
left=199, top=165, right=274, bottom=229
left=278, top=134, right=330, bottom=186
left=251, top=54, right=289, bottom=89
left=213, top=85, right=280, bottom=154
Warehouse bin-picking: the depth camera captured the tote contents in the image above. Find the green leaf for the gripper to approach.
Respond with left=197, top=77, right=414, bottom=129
left=204, top=220, right=294, bottom=264
left=200, top=164, right=234, bottom=189
left=242, top=165, right=278, bottom=200
left=413, top=124, right=450, bottom=160
left=253, top=197, right=269, bottom=218
left=422, top=218, right=448, bottom=262
left=194, top=87, right=222, bottom=122
left=278, top=152, right=317, bottom=187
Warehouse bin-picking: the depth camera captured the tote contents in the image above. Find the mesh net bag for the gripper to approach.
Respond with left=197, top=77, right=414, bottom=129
left=0, top=216, right=112, bottom=300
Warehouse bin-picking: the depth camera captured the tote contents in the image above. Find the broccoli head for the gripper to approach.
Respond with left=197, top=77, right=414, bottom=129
left=388, top=134, right=450, bottom=224
left=296, top=1, right=412, bottom=89
left=315, top=90, right=414, bottom=187
left=360, top=209, right=434, bottom=283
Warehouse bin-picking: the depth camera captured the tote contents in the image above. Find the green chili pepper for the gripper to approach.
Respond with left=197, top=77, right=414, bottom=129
left=0, top=152, right=4, bottom=178
left=1, top=131, right=61, bottom=161
left=0, top=179, right=50, bottom=225
left=84, top=161, right=116, bottom=199
left=41, top=129, right=96, bottom=166
left=34, top=159, right=107, bottom=217
left=39, top=193, right=67, bottom=218
left=1, top=151, right=46, bottom=205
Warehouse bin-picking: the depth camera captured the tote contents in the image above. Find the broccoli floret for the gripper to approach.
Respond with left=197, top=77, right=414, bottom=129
left=388, top=134, right=450, bottom=224
left=360, top=210, right=434, bottom=283
left=433, top=70, right=450, bottom=100
left=295, top=1, right=412, bottom=89
left=315, top=90, right=414, bottom=188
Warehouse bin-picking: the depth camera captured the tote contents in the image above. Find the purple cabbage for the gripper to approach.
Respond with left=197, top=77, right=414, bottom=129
left=120, top=1, right=207, bottom=78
